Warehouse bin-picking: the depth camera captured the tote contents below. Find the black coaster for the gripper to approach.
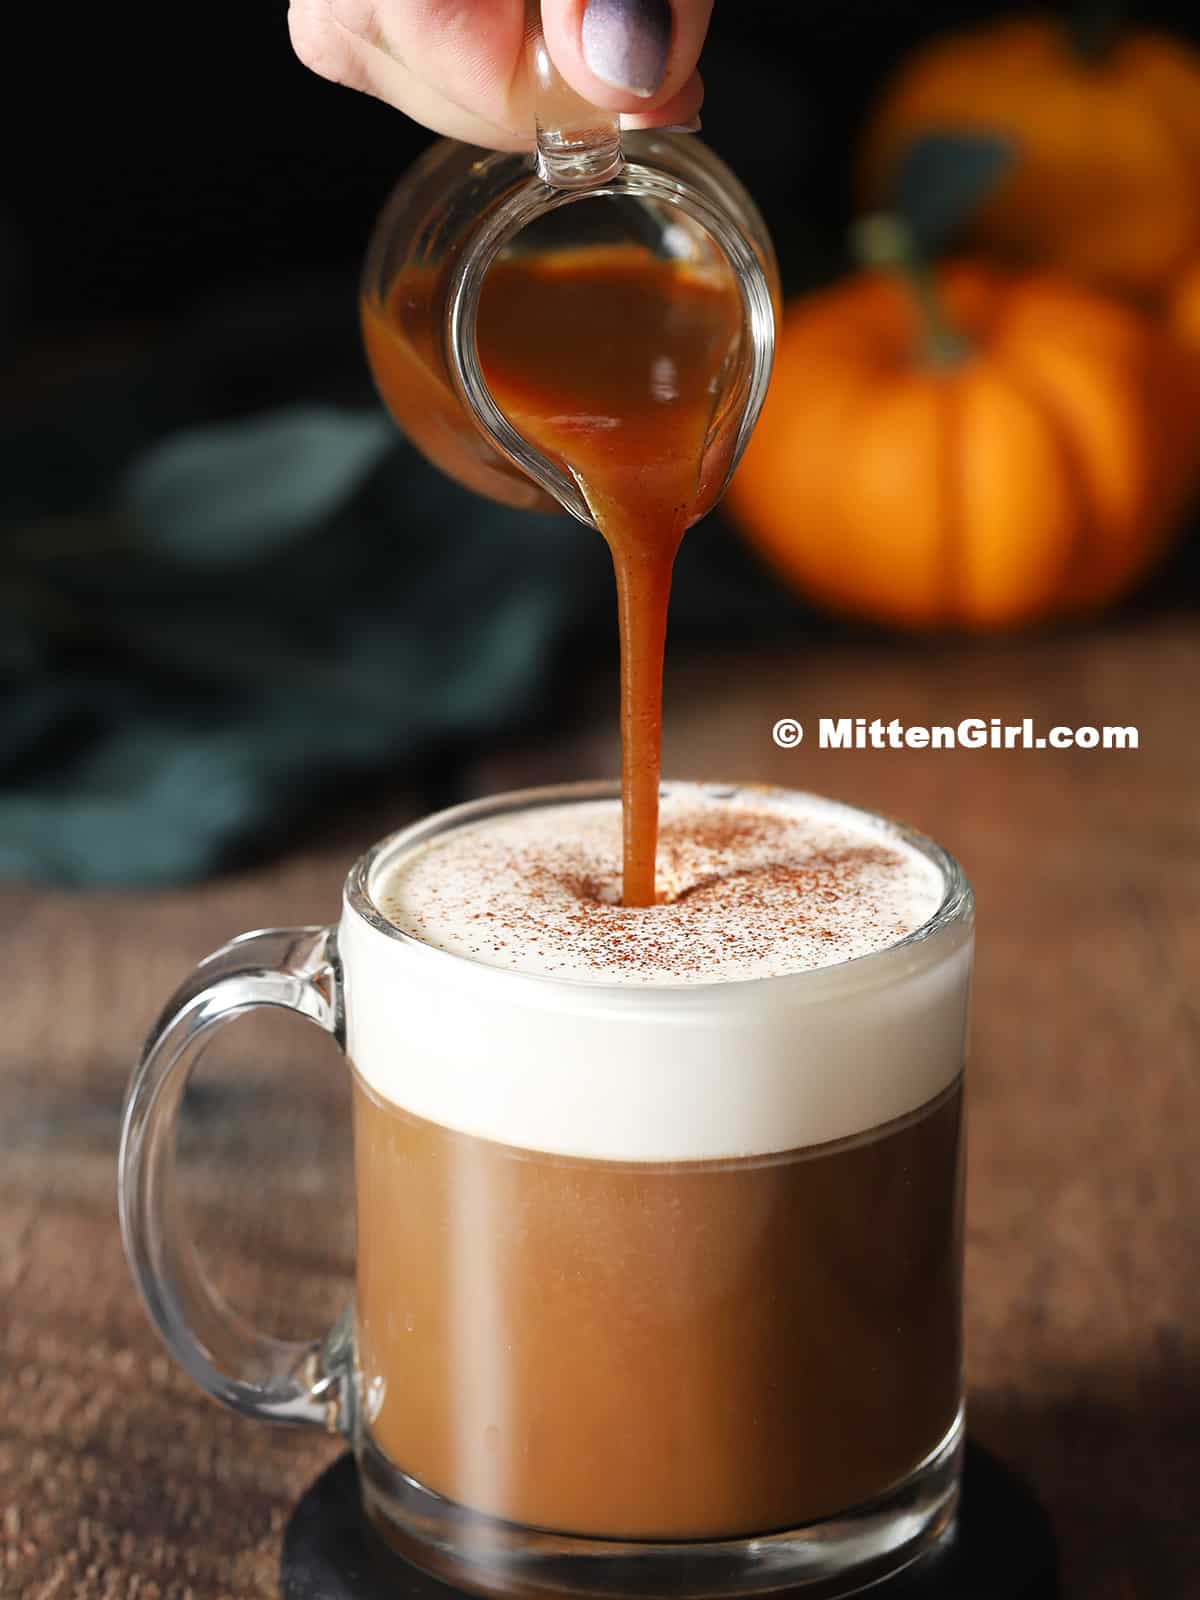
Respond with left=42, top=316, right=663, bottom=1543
left=281, top=1439, right=1058, bottom=1600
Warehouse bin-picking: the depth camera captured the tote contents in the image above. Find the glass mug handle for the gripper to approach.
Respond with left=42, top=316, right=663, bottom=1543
left=118, top=926, right=354, bottom=1434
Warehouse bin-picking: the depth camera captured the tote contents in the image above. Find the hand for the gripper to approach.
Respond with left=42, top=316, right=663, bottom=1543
left=289, top=0, right=710, bottom=149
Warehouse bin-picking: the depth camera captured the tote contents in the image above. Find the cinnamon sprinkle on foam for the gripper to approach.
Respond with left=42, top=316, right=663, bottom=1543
left=376, top=788, right=944, bottom=986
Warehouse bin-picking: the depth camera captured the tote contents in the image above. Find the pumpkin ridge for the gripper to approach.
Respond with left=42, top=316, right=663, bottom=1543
left=959, top=357, right=1083, bottom=625
left=939, top=370, right=964, bottom=629
left=839, top=375, right=910, bottom=623
left=798, top=367, right=878, bottom=614
left=1128, top=80, right=1200, bottom=280
left=1145, top=36, right=1200, bottom=161
left=985, top=350, right=1097, bottom=615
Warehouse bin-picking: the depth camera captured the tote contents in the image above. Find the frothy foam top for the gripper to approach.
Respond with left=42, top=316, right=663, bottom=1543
left=341, top=785, right=972, bottom=1160
left=375, top=789, right=945, bottom=986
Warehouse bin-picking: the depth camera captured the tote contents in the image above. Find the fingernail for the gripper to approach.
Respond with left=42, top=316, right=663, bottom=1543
left=658, top=115, right=701, bottom=133
left=582, top=0, right=672, bottom=99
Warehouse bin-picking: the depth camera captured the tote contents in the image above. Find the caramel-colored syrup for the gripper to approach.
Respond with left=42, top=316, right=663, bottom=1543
left=475, top=246, right=740, bottom=903
left=368, top=245, right=740, bottom=905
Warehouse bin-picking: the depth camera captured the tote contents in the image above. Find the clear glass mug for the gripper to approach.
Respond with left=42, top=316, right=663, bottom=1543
left=358, top=6, right=779, bottom=526
left=119, top=781, right=973, bottom=1598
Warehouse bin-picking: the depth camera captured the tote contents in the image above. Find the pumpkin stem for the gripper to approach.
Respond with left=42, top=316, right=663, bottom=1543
left=851, top=213, right=968, bottom=368
left=1069, top=0, right=1124, bottom=64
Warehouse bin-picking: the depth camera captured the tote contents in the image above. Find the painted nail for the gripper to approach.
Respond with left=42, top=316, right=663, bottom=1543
left=582, top=0, right=672, bottom=99
left=656, top=115, right=701, bottom=133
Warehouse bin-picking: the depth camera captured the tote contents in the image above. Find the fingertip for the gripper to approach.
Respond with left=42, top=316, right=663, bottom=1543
left=540, top=2, right=635, bottom=111
left=542, top=0, right=710, bottom=115
left=619, top=71, right=703, bottom=132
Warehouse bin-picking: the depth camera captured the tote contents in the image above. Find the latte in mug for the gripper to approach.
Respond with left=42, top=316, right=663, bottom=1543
left=344, top=784, right=969, bottom=1542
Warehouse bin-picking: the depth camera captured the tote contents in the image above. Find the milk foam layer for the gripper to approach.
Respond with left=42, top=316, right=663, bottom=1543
left=376, top=788, right=944, bottom=984
left=340, top=784, right=972, bottom=1160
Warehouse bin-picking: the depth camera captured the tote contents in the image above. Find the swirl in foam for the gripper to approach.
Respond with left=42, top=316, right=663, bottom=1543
left=340, top=785, right=973, bottom=1160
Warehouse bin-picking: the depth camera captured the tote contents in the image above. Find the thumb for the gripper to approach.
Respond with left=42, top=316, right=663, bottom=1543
left=541, top=0, right=712, bottom=122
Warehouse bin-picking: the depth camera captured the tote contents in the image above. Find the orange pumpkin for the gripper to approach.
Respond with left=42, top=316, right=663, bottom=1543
left=726, top=260, right=1200, bottom=630
left=859, top=17, right=1200, bottom=297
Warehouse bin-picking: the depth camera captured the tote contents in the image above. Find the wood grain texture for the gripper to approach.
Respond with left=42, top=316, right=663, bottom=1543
left=3, top=616, right=1198, bottom=1598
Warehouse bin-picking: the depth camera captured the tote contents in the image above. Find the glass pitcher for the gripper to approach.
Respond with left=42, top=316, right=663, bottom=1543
left=359, top=12, right=779, bottom=524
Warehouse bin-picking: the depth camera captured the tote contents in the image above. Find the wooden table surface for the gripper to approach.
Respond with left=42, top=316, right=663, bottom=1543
left=3, top=612, right=1198, bottom=1598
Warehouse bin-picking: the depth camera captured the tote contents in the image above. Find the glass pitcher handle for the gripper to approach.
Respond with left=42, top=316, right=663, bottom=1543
left=525, top=0, right=622, bottom=187
left=118, top=926, right=354, bottom=1434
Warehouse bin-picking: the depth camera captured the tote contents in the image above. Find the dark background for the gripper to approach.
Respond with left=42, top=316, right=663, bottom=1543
left=7, top=1, right=1200, bottom=396
left=4, top=0, right=1200, bottom=885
